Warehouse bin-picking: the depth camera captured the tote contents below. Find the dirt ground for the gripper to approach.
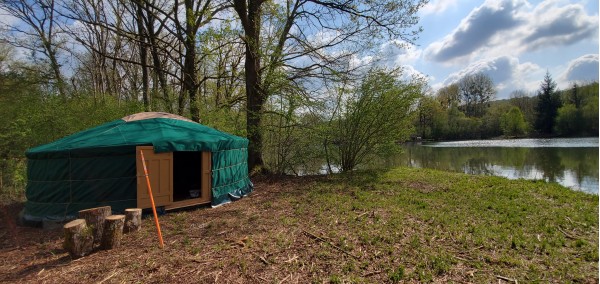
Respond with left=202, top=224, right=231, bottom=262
left=0, top=176, right=370, bottom=284
left=0, top=173, right=597, bottom=283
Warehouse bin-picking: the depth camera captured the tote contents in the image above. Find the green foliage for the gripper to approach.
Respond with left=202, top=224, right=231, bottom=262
left=458, top=72, right=496, bottom=117
left=332, top=68, right=422, bottom=171
left=0, top=66, right=142, bottom=198
left=554, top=104, right=581, bottom=136
left=424, top=76, right=597, bottom=140
left=415, top=96, right=447, bottom=139
left=534, top=72, right=562, bottom=135
left=501, top=106, right=528, bottom=137
left=388, top=266, right=405, bottom=282
left=481, top=101, right=511, bottom=138
left=581, top=95, right=598, bottom=135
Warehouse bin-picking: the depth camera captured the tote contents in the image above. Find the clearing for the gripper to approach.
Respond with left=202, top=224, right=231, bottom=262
left=0, top=167, right=598, bottom=283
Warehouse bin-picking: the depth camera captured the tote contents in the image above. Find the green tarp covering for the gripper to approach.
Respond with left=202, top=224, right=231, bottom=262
left=24, top=112, right=253, bottom=221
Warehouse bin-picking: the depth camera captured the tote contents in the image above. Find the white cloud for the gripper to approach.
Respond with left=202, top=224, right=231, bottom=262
left=560, top=54, right=599, bottom=83
left=424, top=0, right=598, bottom=63
left=442, top=55, right=543, bottom=99
left=424, top=0, right=528, bottom=63
left=420, top=0, right=458, bottom=15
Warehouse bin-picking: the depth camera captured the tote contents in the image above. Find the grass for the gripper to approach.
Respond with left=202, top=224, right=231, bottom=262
left=0, top=167, right=597, bottom=283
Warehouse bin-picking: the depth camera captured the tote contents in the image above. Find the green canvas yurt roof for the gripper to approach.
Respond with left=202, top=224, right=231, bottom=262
left=24, top=112, right=252, bottom=222
left=26, top=112, right=247, bottom=158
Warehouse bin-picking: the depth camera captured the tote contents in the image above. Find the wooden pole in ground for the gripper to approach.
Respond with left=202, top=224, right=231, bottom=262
left=124, top=208, right=142, bottom=233
left=140, top=150, right=164, bottom=248
left=101, top=215, right=125, bottom=250
left=63, top=219, right=93, bottom=258
left=78, top=206, right=111, bottom=246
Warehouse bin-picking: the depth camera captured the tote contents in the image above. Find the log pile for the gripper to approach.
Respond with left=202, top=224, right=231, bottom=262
left=63, top=207, right=143, bottom=258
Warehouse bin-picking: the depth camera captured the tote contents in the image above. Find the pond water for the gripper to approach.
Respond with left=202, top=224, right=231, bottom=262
left=395, top=137, right=599, bottom=194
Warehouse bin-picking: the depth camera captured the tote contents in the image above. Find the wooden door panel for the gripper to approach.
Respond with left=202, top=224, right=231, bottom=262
left=200, top=151, right=212, bottom=203
left=137, top=146, right=173, bottom=209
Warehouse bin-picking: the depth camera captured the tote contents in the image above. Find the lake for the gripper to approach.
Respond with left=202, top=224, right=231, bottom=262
left=395, top=137, right=598, bottom=194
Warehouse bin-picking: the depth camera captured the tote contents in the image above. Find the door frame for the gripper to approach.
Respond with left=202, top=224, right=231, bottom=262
left=136, top=146, right=212, bottom=211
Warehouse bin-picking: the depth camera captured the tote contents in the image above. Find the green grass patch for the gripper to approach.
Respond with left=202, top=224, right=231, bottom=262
left=288, top=167, right=598, bottom=282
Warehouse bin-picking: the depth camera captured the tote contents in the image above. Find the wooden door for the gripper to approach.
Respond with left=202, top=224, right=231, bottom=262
left=199, top=151, right=212, bottom=203
left=136, top=146, right=173, bottom=209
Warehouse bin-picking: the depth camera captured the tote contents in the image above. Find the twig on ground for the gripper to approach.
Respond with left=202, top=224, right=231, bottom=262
left=284, top=255, right=298, bottom=263
left=251, top=252, right=270, bottom=265
left=496, top=275, right=518, bottom=283
left=278, top=274, right=291, bottom=284
left=557, top=227, right=577, bottom=240
left=302, top=230, right=360, bottom=260
left=97, top=270, right=119, bottom=284
left=362, top=270, right=383, bottom=277
left=355, top=211, right=370, bottom=220
left=453, top=255, right=468, bottom=261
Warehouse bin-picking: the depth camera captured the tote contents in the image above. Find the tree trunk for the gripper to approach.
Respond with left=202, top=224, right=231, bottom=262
left=63, top=219, right=93, bottom=259
left=234, top=0, right=266, bottom=173
left=135, top=0, right=150, bottom=111
left=124, top=208, right=142, bottom=233
left=101, top=215, right=125, bottom=250
left=78, top=206, right=111, bottom=246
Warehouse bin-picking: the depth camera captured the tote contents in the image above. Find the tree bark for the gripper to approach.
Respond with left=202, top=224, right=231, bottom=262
left=63, top=219, right=93, bottom=258
left=101, top=215, right=125, bottom=250
left=124, top=208, right=142, bottom=233
left=234, top=0, right=266, bottom=172
left=78, top=206, right=111, bottom=246
left=135, top=0, right=150, bottom=111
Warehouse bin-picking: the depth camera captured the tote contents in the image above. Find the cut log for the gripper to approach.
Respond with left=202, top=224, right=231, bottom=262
left=63, top=219, right=93, bottom=258
left=101, top=215, right=125, bottom=250
left=124, top=208, right=142, bottom=233
left=78, top=206, right=111, bottom=245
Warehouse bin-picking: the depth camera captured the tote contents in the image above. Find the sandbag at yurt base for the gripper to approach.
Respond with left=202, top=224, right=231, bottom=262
left=23, top=112, right=253, bottom=222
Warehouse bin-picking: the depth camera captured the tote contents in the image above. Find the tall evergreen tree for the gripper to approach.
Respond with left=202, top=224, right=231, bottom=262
left=534, top=71, right=561, bottom=135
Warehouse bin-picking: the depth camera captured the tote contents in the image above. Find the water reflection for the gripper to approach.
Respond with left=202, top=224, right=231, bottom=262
left=397, top=142, right=598, bottom=194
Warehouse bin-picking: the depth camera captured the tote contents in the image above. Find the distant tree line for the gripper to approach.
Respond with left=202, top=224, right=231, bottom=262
left=415, top=71, right=599, bottom=141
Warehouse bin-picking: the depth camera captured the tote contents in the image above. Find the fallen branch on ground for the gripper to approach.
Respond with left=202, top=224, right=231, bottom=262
left=496, top=275, right=518, bottom=283
left=302, top=230, right=360, bottom=260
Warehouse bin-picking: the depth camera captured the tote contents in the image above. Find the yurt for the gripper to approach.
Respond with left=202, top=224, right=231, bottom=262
left=23, top=112, right=253, bottom=221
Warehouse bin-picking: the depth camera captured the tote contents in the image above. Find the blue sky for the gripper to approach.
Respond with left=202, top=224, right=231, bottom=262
left=383, top=0, right=599, bottom=99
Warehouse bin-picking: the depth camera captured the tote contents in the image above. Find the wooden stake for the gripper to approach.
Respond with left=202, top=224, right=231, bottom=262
left=140, top=150, right=165, bottom=248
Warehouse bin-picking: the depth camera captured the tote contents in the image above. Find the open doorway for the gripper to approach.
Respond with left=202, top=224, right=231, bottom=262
left=137, top=147, right=211, bottom=210
left=172, top=151, right=212, bottom=204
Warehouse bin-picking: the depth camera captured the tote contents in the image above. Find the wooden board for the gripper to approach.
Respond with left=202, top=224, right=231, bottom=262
left=200, top=151, right=212, bottom=203
left=136, top=146, right=173, bottom=209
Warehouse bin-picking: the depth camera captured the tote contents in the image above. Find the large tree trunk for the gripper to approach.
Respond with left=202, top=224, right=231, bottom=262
left=135, top=0, right=150, bottom=111
left=182, top=4, right=199, bottom=121
left=234, top=0, right=266, bottom=173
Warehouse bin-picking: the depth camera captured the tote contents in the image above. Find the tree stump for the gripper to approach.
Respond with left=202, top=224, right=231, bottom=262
left=124, top=208, right=142, bottom=233
left=101, top=215, right=125, bottom=250
left=78, top=206, right=111, bottom=246
left=63, top=219, right=93, bottom=258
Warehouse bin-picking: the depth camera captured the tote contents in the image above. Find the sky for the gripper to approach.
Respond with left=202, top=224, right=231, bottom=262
left=377, top=0, right=599, bottom=99
left=1, top=0, right=597, bottom=101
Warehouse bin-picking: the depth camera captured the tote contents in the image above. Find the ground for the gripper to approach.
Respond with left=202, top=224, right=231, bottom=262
left=0, top=168, right=598, bottom=283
